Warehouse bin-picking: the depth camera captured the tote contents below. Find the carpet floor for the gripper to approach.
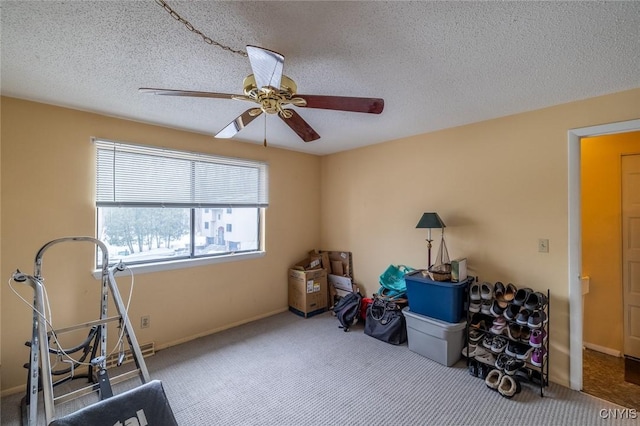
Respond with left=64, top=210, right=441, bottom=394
left=1, top=311, right=636, bottom=425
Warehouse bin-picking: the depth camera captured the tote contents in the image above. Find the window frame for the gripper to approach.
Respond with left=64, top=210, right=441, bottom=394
left=93, top=138, right=267, bottom=276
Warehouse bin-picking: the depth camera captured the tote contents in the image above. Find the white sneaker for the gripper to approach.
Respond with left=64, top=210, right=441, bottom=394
left=470, top=282, right=481, bottom=301
left=480, top=282, right=494, bottom=300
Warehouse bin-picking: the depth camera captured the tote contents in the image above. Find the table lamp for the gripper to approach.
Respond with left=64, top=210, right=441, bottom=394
left=416, top=212, right=446, bottom=268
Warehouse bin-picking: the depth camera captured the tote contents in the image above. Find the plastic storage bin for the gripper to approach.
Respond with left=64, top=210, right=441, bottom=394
left=403, top=307, right=466, bottom=367
left=404, top=271, right=468, bottom=323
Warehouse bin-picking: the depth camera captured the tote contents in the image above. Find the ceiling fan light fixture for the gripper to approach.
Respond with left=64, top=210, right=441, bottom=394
left=140, top=45, right=384, bottom=144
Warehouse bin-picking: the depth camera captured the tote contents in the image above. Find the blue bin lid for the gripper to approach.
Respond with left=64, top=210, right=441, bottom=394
left=404, top=271, right=470, bottom=288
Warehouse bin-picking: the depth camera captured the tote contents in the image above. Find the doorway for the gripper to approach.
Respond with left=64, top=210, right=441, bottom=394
left=568, top=119, right=640, bottom=393
left=580, top=139, right=640, bottom=409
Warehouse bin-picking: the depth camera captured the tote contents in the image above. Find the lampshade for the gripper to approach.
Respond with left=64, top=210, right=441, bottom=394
left=416, top=212, right=446, bottom=229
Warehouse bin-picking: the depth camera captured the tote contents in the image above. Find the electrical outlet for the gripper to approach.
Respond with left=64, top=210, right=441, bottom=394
left=538, top=239, right=549, bottom=253
left=141, top=315, right=150, bottom=329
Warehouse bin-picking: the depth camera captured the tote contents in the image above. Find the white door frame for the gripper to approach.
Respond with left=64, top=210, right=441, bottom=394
left=568, top=118, right=640, bottom=391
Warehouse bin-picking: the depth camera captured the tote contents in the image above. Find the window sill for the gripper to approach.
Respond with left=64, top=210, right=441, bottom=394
left=92, top=251, right=265, bottom=279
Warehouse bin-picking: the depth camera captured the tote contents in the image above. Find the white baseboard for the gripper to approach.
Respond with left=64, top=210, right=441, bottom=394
left=584, top=342, right=622, bottom=357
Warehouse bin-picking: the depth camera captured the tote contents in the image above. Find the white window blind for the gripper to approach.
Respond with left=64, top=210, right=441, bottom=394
left=95, top=139, right=268, bottom=208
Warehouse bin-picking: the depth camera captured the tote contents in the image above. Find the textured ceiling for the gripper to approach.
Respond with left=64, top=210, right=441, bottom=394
left=2, top=1, right=639, bottom=155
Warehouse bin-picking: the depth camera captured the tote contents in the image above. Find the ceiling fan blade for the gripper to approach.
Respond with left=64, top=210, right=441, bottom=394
left=139, top=87, right=238, bottom=100
left=279, top=110, right=320, bottom=142
left=246, top=45, right=284, bottom=90
left=295, top=94, right=384, bottom=114
left=215, top=109, right=263, bottom=139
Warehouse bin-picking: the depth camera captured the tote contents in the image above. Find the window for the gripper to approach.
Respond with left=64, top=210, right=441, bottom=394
left=226, top=208, right=232, bottom=214
left=226, top=224, right=232, bottom=232
left=95, top=139, right=268, bottom=267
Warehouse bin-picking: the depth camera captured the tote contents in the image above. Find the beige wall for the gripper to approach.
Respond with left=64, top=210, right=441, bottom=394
left=581, top=131, right=640, bottom=352
left=2, top=89, right=640, bottom=393
left=320, top=88, right=640, bottom=387
left=0, top=97, right=322, bottom=392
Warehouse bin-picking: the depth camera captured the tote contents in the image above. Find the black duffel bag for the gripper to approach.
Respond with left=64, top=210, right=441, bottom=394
left=364, top=296, right=407, bottom=345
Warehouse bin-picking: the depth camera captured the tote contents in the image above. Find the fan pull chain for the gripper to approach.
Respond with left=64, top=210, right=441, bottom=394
left=263, top=114, right=268, bottom=147
left=154, top=0, right=248, bottom=57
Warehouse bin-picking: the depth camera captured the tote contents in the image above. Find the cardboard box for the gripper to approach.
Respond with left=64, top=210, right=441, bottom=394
left=328, top=274, right=353, bottom=293
left=288, top=268, right=328, bottom=318
left=321, top=250, right=353, bottom=278
left=309, top=250, right=331, bottom=272
left=292, top=255, right=323, bottom=271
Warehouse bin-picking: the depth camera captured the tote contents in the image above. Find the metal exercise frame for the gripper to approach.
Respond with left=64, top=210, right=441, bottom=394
left=13, top=237, right=150, bottom=425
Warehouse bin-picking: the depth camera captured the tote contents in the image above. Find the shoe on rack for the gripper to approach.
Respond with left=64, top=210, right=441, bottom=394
left=462, top=343, right=477, bottom=358
left=529, top=329, right=546, bottom=348
left=469, top=329, right=483, bottom=343
left=485, top=369, right=503, bottom=390
left=478, top=362, right=491, bottom=379
left=490, top=316, right=507, bottom=334
left=505, top=341, right=532, bottom=360
left=469, top=314, right=486, bottom=330
left=527, top=310, right=544, bottom=329
left=513, top=287, right=533, bottom=306
left=468, top=359, right=479, bottom=377
left=494, top=282, right=506, bottom=302
left=481, top=300, right=493, bottom=315
left=516, top=309, right=532, bottom=326
left=504, top=304, right=521, bottom=321
left=525, top=291, right=549, bottom=310
left=480, top=282, right=494, bottom=300
left=490, top=300, right=506, bottom=317
left=524, top=291, right=540, bottom=311
left=491, top=336, right=508, bottom=353
left=482, top=334, right=494, bottom=349
left=507, top=323, right=521, bottom=341
left=503, top=357, right=526, bottom=376
left=490, top=323, right=506, bottom=335
left=469, top=300, right=481, bottom=313
left=519, top=326, right=531, bottom=344
left=498, top=375, right=522, bottom=398
left=514, top=368, right=531, bottom=383
left=516, top=343, right=534, bottom=361
left=492, top=316, right=506, bottom=327
left=475, top=350, right=496, bottom=366
left=470, top=282, right=481, bottom=301
left=495, top=353, right=511, bottom=371
left=473, top=346, right=490, bottom=358
left=504, top=283, right=517, bottom=303
left=539, top=309, right=548, bottom=324
left=531, top=347, right=547, bottom=367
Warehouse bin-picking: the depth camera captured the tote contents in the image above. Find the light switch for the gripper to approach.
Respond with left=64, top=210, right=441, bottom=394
left=538, top=239, right=549, bottom=253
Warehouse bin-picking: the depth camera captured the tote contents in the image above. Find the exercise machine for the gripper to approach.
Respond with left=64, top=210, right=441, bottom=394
left=11, top=237, right=152, bottom=425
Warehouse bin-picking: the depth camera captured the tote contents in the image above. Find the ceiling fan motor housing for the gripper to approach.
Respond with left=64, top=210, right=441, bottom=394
left=243, top=74, right=300, bottom=117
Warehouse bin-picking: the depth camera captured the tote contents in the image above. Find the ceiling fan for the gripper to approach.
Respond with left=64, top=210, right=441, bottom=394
left=140, top=45, right=384, bottom=143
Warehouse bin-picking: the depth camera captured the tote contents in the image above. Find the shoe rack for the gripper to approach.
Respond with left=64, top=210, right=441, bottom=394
left=463, top=280, right=550, bottom=398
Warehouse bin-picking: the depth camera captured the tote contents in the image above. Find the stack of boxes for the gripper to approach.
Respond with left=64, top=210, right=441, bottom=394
left=288, top=250, right=354, bottom=318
